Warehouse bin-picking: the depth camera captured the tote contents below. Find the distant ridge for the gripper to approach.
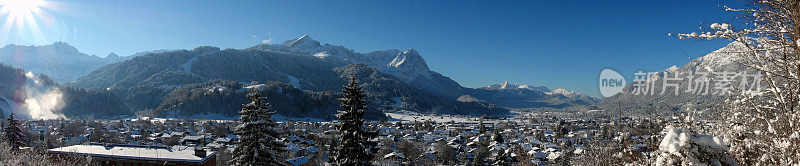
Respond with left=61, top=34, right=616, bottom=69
left=467, top=81, right=600, bottom=109
left=0, top=42, right=151, bottom=83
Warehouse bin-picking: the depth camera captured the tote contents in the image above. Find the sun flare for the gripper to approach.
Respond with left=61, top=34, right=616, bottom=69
left=0, top=0, right=44, bottom=13
left=0, top=0, right=45, bottom=22
left=0, top=0, right=46, bottom=27
left=0, top=0, right=50, bottom=42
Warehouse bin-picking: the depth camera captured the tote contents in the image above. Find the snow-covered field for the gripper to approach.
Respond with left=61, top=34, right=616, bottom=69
left=179, top=56, right=198, bottom=74
left=385, top=112, right=502, bottom=123
left=122, top=113, right=326, bottom=123
left=286, top=74, right=302, bottom=89
left=271, top=114, right=326, bottom=122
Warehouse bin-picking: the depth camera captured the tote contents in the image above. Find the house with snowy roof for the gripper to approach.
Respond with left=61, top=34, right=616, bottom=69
left=181, top=135, right=211, bottom=146
left=49, top=143, right=216, bottom=166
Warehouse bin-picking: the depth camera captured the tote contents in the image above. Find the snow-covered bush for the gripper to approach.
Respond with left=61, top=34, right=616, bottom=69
left=654, top=125, right=736, bottom=166
left=677, top=0, right=800, bottom=165
left=0, top=139, right=90, bottom=165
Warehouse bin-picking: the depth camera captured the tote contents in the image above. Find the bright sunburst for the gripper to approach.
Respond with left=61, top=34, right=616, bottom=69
left=0, top=0, right=45, bottom=27
left=1, top=0, right=44, bottom=13
left=0, top=0, right=55, bottom=44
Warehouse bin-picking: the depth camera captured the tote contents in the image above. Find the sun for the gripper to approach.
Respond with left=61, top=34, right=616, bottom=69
left=0, top=0, right=52, bottom=43
left=1, top=0, right=44, bottom=13
left=0, top=0, right=46, bottom=27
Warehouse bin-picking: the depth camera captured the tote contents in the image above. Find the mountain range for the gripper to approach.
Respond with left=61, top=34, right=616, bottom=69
left=1, top=36, right=599, bottom=119
left=250, top=35, right=466, bottom=98
left=468, top=81, right=601, bottom=109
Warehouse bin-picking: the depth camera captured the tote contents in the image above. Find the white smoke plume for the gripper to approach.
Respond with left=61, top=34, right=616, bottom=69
left=17, top=71, right=66, bottom=120
left=23, top=89, right=65, bottom=119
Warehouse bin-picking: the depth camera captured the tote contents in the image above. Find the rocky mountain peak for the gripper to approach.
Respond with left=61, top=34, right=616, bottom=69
left=388, top=48, right=429, bottom=70
left=48, top=42, right=80, bottom=52
left=547, top=88, right=578, bottom=96
left=485, top=81, right=552, bottom=92
left=106, top=52, right=120, bottom=59
left=283, top=35, right=321, bottom=48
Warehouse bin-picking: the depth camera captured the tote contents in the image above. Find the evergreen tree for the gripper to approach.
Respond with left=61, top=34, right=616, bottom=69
left=4, top=113, right=25, bottom=150
left=492, top=148, right=510, bottom=166
left=555, top=137, right=574, bottom=166
left=231, top=92, right=285, bottom=166
left=328, top=137, right=340, bottom=163
left=491, top=129, right=510, bottom=166
left=491, top=129, right=504, bottom=144
left=333, top=77, right=376, bottom=166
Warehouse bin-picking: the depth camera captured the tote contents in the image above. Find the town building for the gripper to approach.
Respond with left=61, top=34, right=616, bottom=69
left=49, top=143, right=216, bottom=166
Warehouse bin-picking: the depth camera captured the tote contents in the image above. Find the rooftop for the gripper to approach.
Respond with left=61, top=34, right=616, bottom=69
left=48, top=143, right=215, bottom=163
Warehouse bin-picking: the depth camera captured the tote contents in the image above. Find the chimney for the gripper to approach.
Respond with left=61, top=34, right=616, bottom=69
left=194, top=147, right=207, bottom=158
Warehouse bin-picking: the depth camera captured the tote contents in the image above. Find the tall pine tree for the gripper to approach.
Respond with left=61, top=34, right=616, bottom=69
left=5, top=113, right=25, bottom=151
left=492, top=129, right=504, bottom=144
left=333, top=77, right=376, bottom=166
left=231, top=92, right=285, bottom=166
left=492, top=129, right=510, bottom=166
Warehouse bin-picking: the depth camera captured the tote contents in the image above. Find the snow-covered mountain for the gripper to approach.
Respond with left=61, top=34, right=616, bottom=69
left=484, top=81, right=595, bottom=99
left=249, top=35, right=466, bottom=98
left=66, top=35, right=610, bottom=119
left=597, top=41, right=755, bottom=116
left=72, top=44, right=508, bottom=119
left=468, top=81, right=600, bottom=109
left=486, top=81, right=551, bottom=92
left=546, top=89, right=579, bottom=97
left=0, top=42, right=137, bottom=83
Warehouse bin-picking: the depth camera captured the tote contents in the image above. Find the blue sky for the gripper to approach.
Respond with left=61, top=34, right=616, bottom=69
left=2, top=0, right=736, bottom=96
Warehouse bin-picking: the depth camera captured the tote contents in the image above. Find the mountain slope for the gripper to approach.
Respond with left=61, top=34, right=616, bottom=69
left=152, top=80, right=352, bottom=120
left=334, top=64, right=507, bottom=116
left=151, top=64, right=508, bottom=120
left=596, top=42, right=753, bottom=116
left=71, top=47, right=218, bottom=110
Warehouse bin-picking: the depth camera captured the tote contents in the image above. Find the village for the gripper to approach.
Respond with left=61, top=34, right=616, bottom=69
left=4, top=110, right=664, bottom=166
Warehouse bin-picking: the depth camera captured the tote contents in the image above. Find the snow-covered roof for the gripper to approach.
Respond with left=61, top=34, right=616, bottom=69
left=181, top=135, right=205, bottom=141
left=49, top=144, right=215, bottom=163
left=215, top=137, right=232, bottom=143
left=384, top=152, right=406, bottom=159
left=547, top=152, right=562, bottom=160
left=205, top=143, right=222, bottom=149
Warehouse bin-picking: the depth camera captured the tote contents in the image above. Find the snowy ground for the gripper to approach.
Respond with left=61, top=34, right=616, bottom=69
left=151, top=112, right=502, bottom=123
left=179, top=56, right=198, bottom=74
left=271, top=114, right=326, bottom=122
left=286, top=74, right=302, bottom=89
left=121, top=113, right=325, bottom=123
left=104, top=108, right=521, bottom=123
left=189, top=113, right=237, bottom=121
left=385, top=112, right=502, bottom=123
